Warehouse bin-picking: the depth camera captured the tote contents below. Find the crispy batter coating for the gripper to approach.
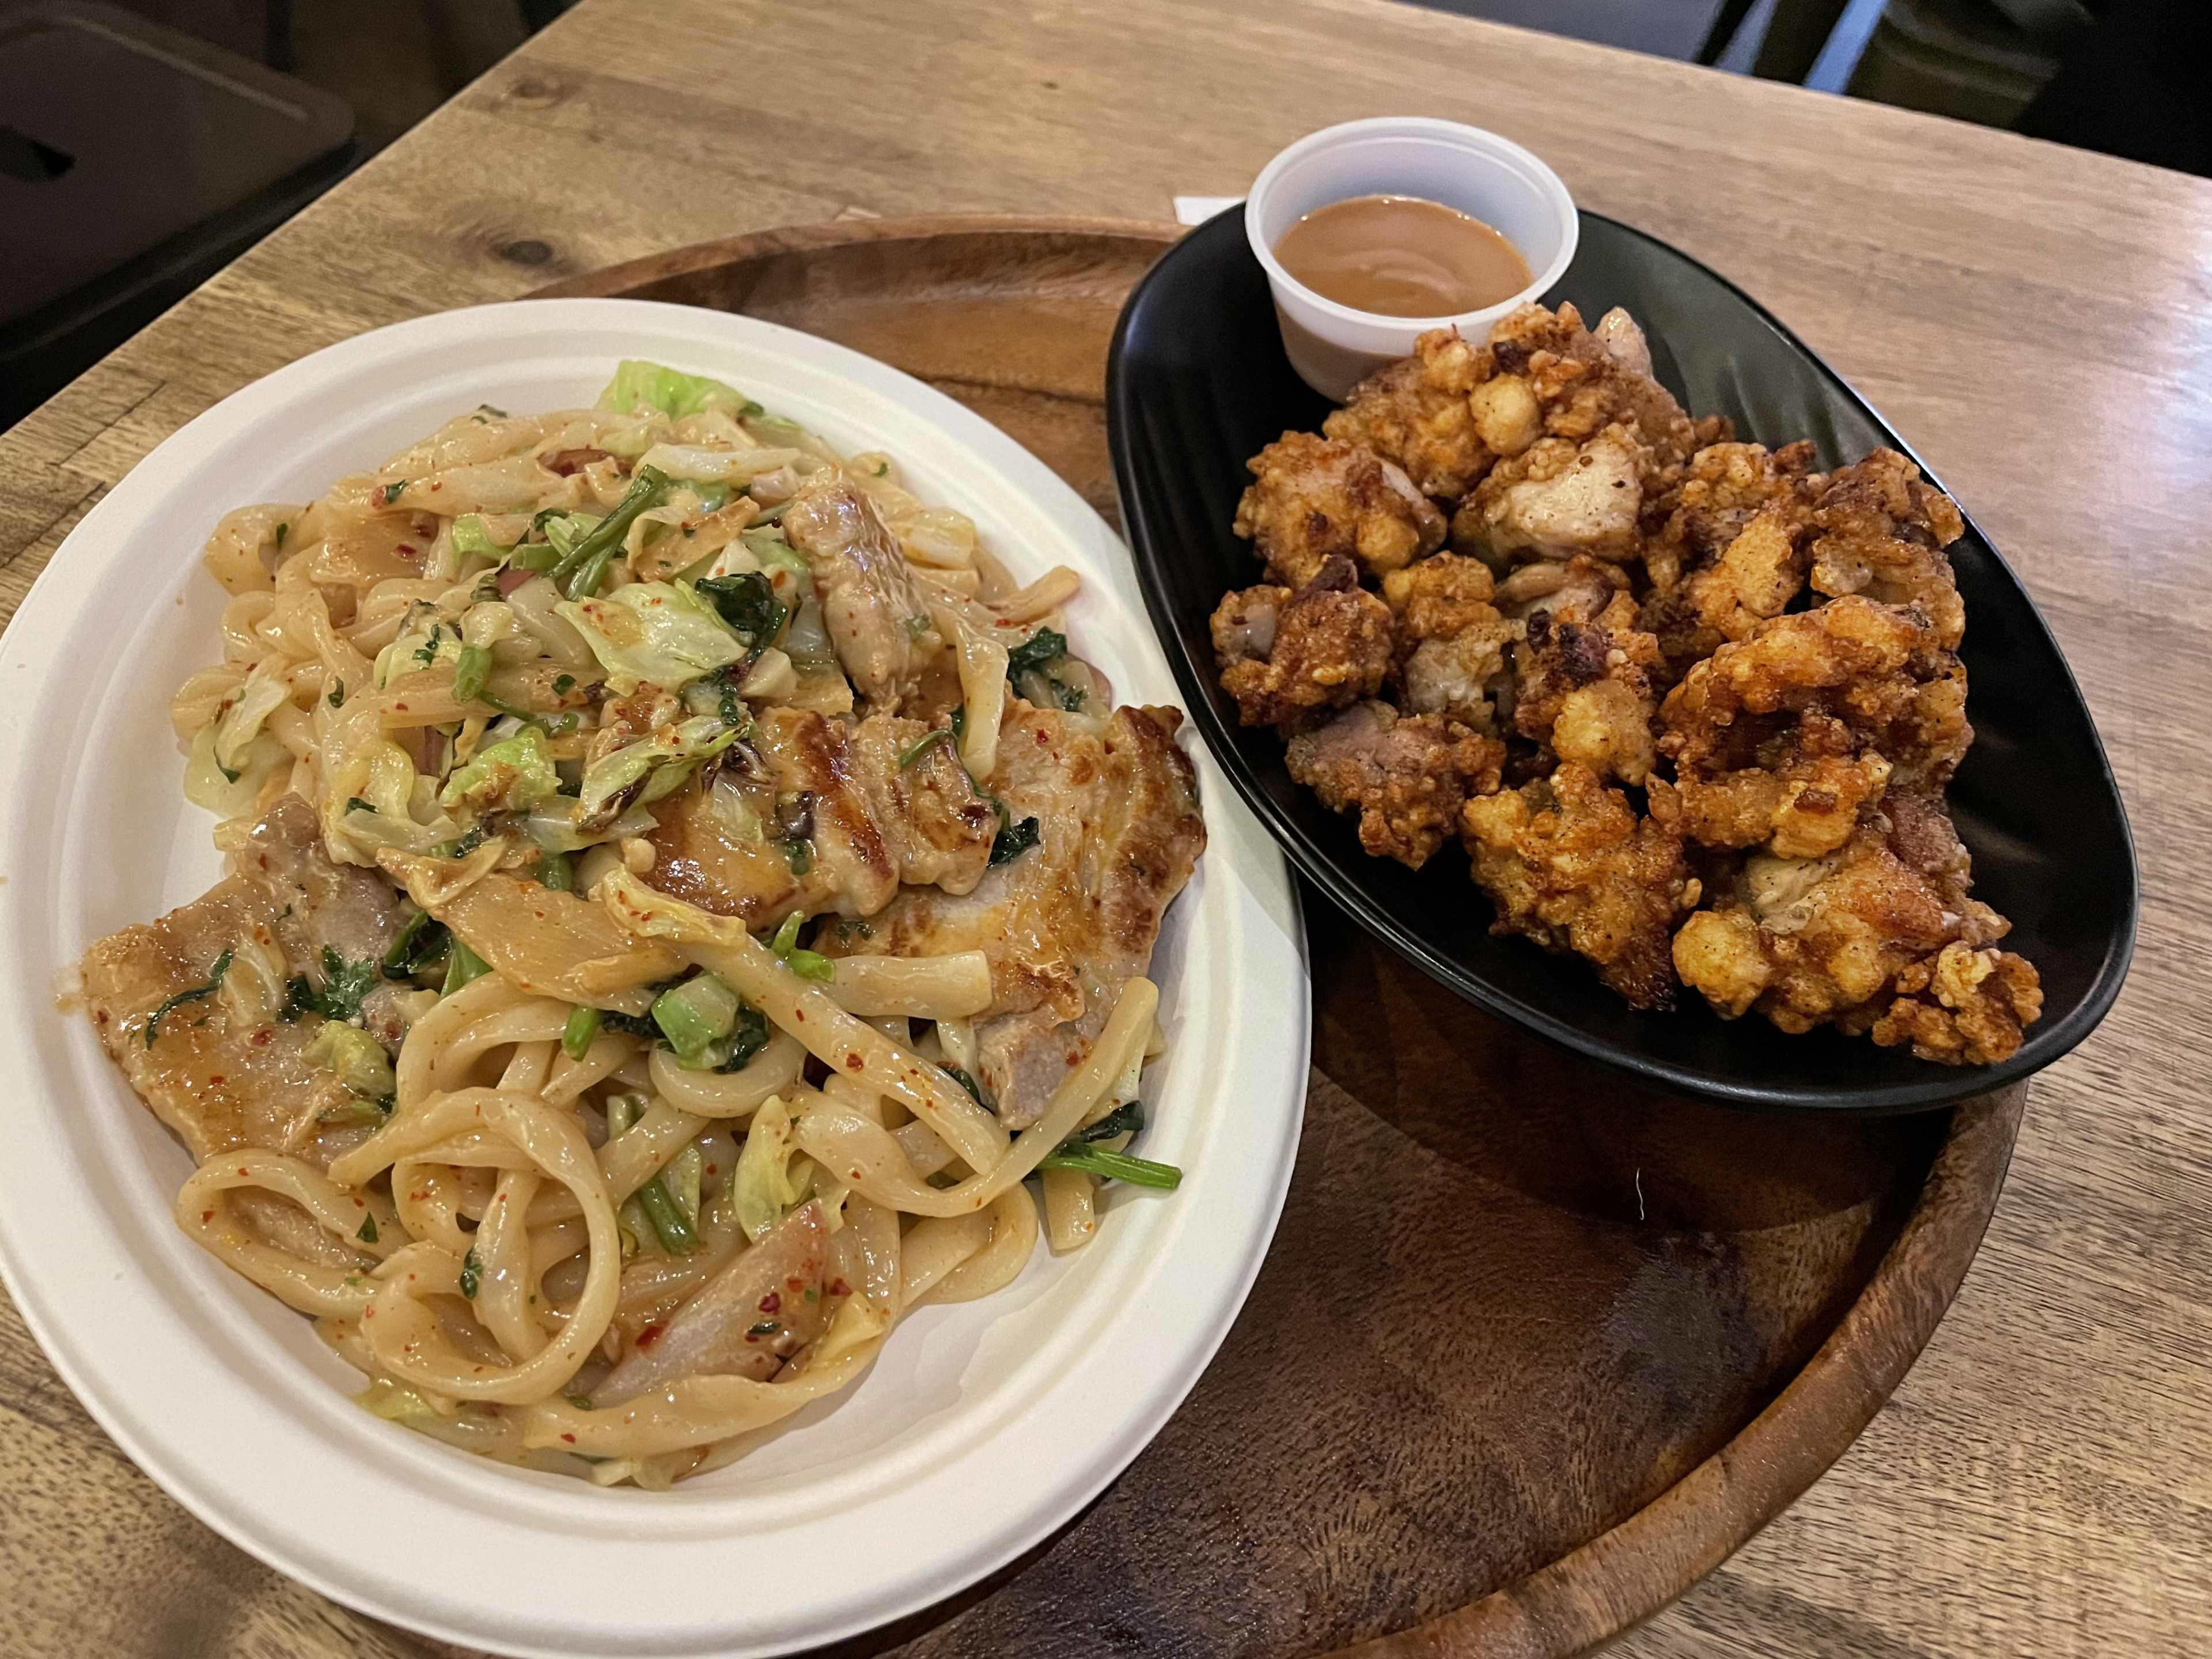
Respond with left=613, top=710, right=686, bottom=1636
left=1658, top=596, right=1970, bottom=857
left=1324, top=328, right=1496, bottom=500
left=1453, top=425, right=1647, bottom=565
left=1287, top=700, right=1504, bottom=869
left=1806, top=449, right=1967, bottom=649
left=1461, top=763, right=1699, bottom=1009
left=1486, top=302, right=1701, bottom=470
left=1671, top=796, right=2039, bottom=1062
left=1383, top=554, right=1516, bottom=733
left=1642, top=440, right=1820, bottom=591
left=1513, top=609, right=1663, bottom=784
left=1211, top=556, right=1392, bottom=729
left=1641, top=440, right=1821, bottom=675
left=1232, top=431, right=1447, bottom=588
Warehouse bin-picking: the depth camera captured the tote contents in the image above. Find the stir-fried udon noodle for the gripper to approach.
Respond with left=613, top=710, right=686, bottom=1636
left=76, top=361, right=1207, bottom=1487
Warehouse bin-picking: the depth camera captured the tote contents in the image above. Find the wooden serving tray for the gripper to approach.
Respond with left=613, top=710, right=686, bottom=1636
left=532, top=217, right=2025, bottom=1659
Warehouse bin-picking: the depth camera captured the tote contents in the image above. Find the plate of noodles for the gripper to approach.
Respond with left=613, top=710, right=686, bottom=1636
left=0, top=298, right=1306, bottom=1656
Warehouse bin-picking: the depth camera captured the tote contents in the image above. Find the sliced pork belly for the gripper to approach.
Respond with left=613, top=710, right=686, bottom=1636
left=76, top=796, right=409, bottom=1169
left=830, top=703, right=1206, bottom=1126
left=782, top=480, right=935, bottom=710
left=643, top=708, right=995, bottom=926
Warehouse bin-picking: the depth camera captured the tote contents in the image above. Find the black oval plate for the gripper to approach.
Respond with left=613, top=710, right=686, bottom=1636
left=1107, top=206, right=2137, bottom=1112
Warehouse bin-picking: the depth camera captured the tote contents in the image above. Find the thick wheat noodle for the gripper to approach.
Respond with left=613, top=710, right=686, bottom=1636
left=595, top=871, right=1005, bottom=1172
left=791, top=978, right=1158, bottom=1219
left=135, top=389, right=1190, bottom=1488
left=335, top=1088, right=621, bottom=1403
left=175, top=1150, right=399, bottom=1317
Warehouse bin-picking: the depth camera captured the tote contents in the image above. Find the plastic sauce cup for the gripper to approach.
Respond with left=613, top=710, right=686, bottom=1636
left=1246, top=118, right=1580, bottom=401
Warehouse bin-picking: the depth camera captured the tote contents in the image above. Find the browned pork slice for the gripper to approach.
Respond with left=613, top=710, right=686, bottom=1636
left=830, top=704, right=1206, bottom=1126
left=781, top=480, right=934, bottom=709
left=77, top=796, right=411, bottom=1169
left=643, top=709, right=997, bottom=926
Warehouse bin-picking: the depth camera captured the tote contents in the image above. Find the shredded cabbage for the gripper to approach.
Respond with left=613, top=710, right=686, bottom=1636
left=439, top=726, right=560, bottom=814
left=211, top=659, right=293, bottom=771
left=307, top=1022, right=396, bottom=1099
left=184, top=725, right=288, bottom=816
left=597, top=361, right=762, bottom=422
left=732, top=1094, right=812, bottom=1243
left=555, top=579, right=748, bottom=694
left=577, top=713, right=740, bottom=827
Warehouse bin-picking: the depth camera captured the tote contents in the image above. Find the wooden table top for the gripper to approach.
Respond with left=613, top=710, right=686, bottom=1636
left=2, top=2, right=2207, bottom=1655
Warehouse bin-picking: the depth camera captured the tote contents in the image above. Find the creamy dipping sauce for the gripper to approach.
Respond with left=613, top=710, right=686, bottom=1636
left=1274, top=194, right=1533, bottom=319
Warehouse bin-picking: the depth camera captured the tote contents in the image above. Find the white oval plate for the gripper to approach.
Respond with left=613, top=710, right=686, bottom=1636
left=0, top=300, right=1308, bottom=1657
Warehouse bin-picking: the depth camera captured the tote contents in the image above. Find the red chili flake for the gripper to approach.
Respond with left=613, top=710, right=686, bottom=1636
left=395, top=543, right=416, bottom=555
left=251, top=1029, right=271, bottom=1047
left=828, top=1278, right=851, bottom=1297
left=363, top=1308, right=375, bottom=1320
left=785, top=1276, right=804, bottom=1292
left=560, top=1432, right=577, bottom=1444
left=429, top=482, right=443, bottom=492
left=635, top=1322, right=664, bottom=1349
left=210, top=1075, right=226, bottom=1086
left=236, top=1166, right=248, bottom=1176
left=845, top=1055, right=862, bottom=1070
left=199, top=1210, right=214, bottom=1224
left=794, top=1010, right=805, bottom=1023
left=757, top=1292, right=781, bottom=1314
left=395, top=702, right=410, bottom=712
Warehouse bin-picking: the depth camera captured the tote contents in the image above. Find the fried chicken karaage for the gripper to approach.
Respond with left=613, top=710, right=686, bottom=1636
left=1209, top=299, right=2037, bottom=1063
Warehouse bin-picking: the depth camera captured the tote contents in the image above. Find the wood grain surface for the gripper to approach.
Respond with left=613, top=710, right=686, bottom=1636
left=0, top=2, right=2206, bottom=1656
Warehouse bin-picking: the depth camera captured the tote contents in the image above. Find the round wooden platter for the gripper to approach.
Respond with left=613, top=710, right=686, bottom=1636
left=529, top=218, right=2026, bottom=1659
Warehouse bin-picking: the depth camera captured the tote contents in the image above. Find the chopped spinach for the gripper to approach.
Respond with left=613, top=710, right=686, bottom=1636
left=144, top=950, right=233, bottom=1047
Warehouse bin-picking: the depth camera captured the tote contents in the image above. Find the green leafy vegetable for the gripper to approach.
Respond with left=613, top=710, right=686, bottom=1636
left=536, top=851, right=575, bottom=892
left=576, top=712, right=740, bottom=830
left=1036, top=1144, right=1183, bottom=1189
left=315, top=948, right=381, bottom=1022
left=382, top=480, right=408, bottom=505
left=693, top=570, right=787, bottom=650
left=713, top=1002, right=772, bottom=1073
left=990, top=814, right=1041, bottom=865
left=450, top=515, right=509, bottom=561
left=897, top=727, right=954, bottom=770
left=596, top=361, right=762, bottom=421
left=550, top=465, right=673, bottom=600
left=1005, top=627, right=1067, bottom=680
left=357, top=1215, right=378, bottom=1244
left=557, top=575, right=748, bottom=694
left=651, top=974, right=740, bottom=1063
left=767, top=910, right=834, bottom=983
left=327, top=679, right=345, bottom=709
left=145, top=950, right=233, bottom=1047
left=459, top=1248, right=482, bottom=1300
left=443, top=939, right=492, bottom=996
left=633, top=1176, right=699, bottom=1253
left=451, top=642, right=493, bottom=704
left=440, top=725, right=560, bottom=814
left=780, top=837, right=812, bottom=876
left=307, top=1022, right=396, bottom=1100
left=561, top=1005, right=601, bottom=1060
left=943, top=1065, right=986, bottom=1106
left=551, top=673, right=577, bottom=698
left=382, top=909, right=450, bottom=979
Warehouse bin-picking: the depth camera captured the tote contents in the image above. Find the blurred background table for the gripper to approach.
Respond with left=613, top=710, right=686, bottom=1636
left=2, top=2, right=2208, bottom=1655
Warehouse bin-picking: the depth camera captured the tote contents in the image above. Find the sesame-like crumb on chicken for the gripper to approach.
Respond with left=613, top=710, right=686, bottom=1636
left=1671, top=794, right=2039, bottom=1063
left=1657, top=595, right=1969, bottom=858
left=1211, top=556, right=1393, bottom=729
left=1324, top=326, right=1497, bottom=500
left=1461, top=763, right=1699, bottom=1009
left=1233, top=431, right=1446, bottom=588
left=1805, top=448, right=1968, bottom=650
left=1286, top=700, right=1503, bottom=869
